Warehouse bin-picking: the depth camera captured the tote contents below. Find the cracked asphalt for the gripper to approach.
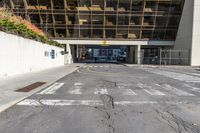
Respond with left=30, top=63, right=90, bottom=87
left=1, top=64, right=200, bottom=133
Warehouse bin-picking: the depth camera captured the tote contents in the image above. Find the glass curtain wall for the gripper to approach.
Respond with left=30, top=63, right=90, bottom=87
left=8, top=0, right=185, bottom=40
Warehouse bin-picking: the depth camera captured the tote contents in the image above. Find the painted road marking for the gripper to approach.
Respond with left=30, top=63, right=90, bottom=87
left=17, top=99, right=157, bottom=106
left=18, top=99, right=200, bottom=106
left=68, top=82, right=83, bottom=95
left=118, top=84, right=137, bottom=95
left=122, top=89, right=137, bottom=95
left=17, top=99, right=102, bottom=106
left=69, top=88, right=82, bottom=94
left=84, top=66, right=110, bottom=68
left=94, top=88, right=108, bottom=95
left=184, top=84, right=200, bottom=93
left=17, top=99, right=41, bottom=106
left=38, top=82, right=64, bottom=94
left=157, top=84, right=194, bottom=96
left=137, top=83, right=165, bottom=96
left=147, top=69, right=200, bottom=83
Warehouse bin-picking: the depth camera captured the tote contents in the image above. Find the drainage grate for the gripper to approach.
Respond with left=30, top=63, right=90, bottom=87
left=15, top=82, right=46, bottom=92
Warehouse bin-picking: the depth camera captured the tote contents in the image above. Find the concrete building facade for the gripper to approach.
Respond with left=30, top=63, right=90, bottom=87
left=5, top=0, right=200, bottom=66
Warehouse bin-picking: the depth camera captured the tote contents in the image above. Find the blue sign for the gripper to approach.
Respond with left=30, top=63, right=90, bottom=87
left=51, top=49, right=55, bottom=59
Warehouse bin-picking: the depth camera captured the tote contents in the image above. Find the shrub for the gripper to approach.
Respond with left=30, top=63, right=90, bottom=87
left=0, top=8, right=63, bottom=48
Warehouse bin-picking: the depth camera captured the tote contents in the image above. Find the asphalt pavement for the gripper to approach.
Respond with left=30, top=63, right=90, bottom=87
left=1, top=64, right=200, bottom=133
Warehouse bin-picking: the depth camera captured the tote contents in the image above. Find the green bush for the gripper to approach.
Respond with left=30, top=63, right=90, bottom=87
left=0, top=19, right=63, bottom=48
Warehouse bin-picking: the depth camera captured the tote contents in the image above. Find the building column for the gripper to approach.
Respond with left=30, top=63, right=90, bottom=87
left=135, top=45, right=141, bottom=65
left=64, top=43, right=73, bottom=64
left=128, top=46, right=135, bottom=64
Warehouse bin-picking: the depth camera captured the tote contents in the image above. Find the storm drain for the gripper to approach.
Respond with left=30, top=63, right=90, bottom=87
left=15, top=82, right=46, bottom=92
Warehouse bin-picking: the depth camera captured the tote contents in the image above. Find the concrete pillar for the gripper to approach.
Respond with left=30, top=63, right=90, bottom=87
left=64, top=44, right=73, bottom=64
left=135, top=45, right=141, bottom=65
left=128, top=46, right=135, bottom=64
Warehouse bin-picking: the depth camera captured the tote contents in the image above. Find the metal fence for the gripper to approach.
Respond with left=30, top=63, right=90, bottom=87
left=139, top=49, right=190, bottom=65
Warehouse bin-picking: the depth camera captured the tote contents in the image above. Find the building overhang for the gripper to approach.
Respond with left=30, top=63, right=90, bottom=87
left=54, top=39, right=175, bottom=46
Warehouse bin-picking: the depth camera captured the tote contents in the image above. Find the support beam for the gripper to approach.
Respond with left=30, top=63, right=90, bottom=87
left=64, top=44, right=73, bottom=64
left=135, top=45, right=141, bottom=65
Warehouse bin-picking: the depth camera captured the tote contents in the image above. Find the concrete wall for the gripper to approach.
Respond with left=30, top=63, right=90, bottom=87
left=174, top=0, right=200, bottom=66
left=0, top=31, right=64, bottom=77
left=191, top=0, right=200, bottom=66
left=174, top=0, right=194, bottom=65
left=174, top=0, right=193, bottom=51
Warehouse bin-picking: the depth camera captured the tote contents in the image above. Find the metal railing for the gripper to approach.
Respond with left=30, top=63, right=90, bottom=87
left=138, top=49, right=190, bottom=65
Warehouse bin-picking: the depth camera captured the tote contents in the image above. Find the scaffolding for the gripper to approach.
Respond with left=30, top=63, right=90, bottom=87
left=6, top=0, right=185, bottom=40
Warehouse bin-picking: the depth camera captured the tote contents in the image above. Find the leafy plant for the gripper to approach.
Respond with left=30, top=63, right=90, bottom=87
left=0, top=8, right=63, bottom=48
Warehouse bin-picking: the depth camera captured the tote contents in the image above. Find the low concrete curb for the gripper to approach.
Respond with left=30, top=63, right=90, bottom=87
left=123, top=64, right=200, bottom=69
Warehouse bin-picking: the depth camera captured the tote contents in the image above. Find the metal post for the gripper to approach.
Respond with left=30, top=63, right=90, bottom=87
left=76, top=45, right=79, bottom=61
left=169, top=49, right=172, bottom=65
left=159, top=48, right=162, bottom=65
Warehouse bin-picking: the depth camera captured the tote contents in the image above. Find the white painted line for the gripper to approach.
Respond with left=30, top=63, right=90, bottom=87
left=147, top=69, right=200, bottom=82
left=94, top=88, right=108, bottom=95
left=68, top=82, right=84, bottom=95
left=17, top=99, right=41, bottom=106
left=121, top=89, right=137, bottom=95
left=83, top=66, right=87, bottom=68
left=17, top=99, right=157, bottom=106
left=158, top=84, right=194, bottom=96
left=89, top=66, right=93, bottom=68
left=114, top=101, right=158, bottom=105
left=41, top=100, right=102, bottom=106
left=137, top=83, right=165, bottom=96
left=185, top=81, right=200, bottom=83
left=100, top=66, right=103, bottom=68
left=38, top=82, right=64, bottom=95
left=185, top=72, right=200, bottom=77
left=74, top=82, right=84, bottom=86
left=17, top=99, right=102, bottom=106
left=94, top=66, right=98, bottom=68
left=17, top=99, right=197, bottom=106
left=69, top=88, right=82, bottom=94
left=184, top=84, right=200, bottom=92
left=105, top=66, right=109, bottom=68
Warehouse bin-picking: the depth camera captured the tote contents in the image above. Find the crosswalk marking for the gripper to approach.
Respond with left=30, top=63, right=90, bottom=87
left=17, top=99, right=158, bottom=106
left=69, top=88, right=82, bottom=94
left=38, top=82, right=64, bottom=94
left=68, top=82, right=83, bottom=95
left=37, top=82, right=196, bottom=97
left=83, top=65, right=110, bottom=68
left=119, top=88, right=137, bottom=95
left=157, top=84, right=194, bottom=96
left=94, top=88, right=108, bottom=95
left=184, top=84, right=200, bottom=93
left=147, top=69, right=200, bottom=83
left=137, top=83, right=165, bottom=96
left=18, top=99, right=199, bottom=106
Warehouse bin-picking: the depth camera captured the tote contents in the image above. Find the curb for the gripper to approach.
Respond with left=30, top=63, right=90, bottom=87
left=0, top=65, right=83, bottom=113
left=123, top=64, right=200, bottom=69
